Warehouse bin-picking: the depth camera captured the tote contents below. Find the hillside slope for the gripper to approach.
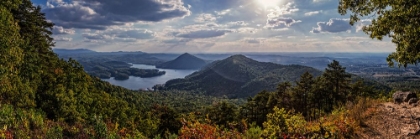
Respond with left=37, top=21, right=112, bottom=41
left=163, top=55, right=323, bottom=98
left=0, top=1, right=179, bottom=137
left=156, top=53, right=207, bottom=69
left=357, top=102, right=420, bottom=138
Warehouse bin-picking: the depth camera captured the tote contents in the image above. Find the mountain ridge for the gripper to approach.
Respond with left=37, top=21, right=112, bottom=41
left=163, top=54, right=323, bottom=98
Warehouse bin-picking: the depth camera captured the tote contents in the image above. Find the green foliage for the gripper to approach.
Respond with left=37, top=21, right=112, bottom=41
left=0, top=105, right=15, bottom=128
left=241, top=60, right=384, bottom=126
left=245, top=123, right=262, bottom=139
left=206, top=101, right=238, bottom=128
left=240, top=90, right=275, bottom=126
left=137, top=112, right=160, bottom=137
left=151, top=104, right=181, bottom=136
left=321, top=60, right=352, bottom=112
left=92, top=115, right=108, bottom=139
left=338, top=0, right=420, bottom=67
left=261, top=107, right=306, bottom=138
left=262, top=107, right=289, bottom=138
left=46, top=125, right=63, bottom=139
left=178, top=116, right=243, bottom=139
left=0, top=0, right=30, bottom=109
left=292, top=72, right=314, bottom=118
left=0, top=0, right=176, bottom=137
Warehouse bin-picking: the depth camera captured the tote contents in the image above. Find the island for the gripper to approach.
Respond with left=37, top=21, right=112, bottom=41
left=76, top=60, right=166, bottom=80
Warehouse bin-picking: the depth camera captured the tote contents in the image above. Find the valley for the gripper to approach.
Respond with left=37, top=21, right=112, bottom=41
left=4, top=0, right=420, bottom=138
left=55, top=49, right=420, bottom=93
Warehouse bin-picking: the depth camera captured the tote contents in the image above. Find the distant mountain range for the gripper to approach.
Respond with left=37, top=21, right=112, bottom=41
left=53, top=48, right=97, bottom=55
left=156, top=53, right=208, bottom=69
left=162, top=55, right=323, bottom=98
left=53, top=48, right=163, bottom=65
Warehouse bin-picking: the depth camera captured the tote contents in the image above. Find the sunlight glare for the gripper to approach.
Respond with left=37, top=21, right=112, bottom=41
left=256, top=0, right=283, bottom=8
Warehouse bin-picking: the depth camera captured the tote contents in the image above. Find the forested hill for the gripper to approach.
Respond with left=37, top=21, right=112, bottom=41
left=156, top=53, right=208, bottom=69
left=0, top=1, right=193, bottom=138
left=163, top=55, right=323, bottom=98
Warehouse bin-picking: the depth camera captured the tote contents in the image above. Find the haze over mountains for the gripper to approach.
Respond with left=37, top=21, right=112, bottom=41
left=162, top=55, right=322, bottom=98
left=54, top=49, right=402, bottom=92
left=54, top=48, right=163, bottom=65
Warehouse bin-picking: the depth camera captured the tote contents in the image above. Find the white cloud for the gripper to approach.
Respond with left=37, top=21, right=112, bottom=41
left=237, top=27, right=259, bottom=34
left=215, top=9, right=231, bottom=16
left=265, top=17, right=301, bottom=29
left=176, top=30, right=232, bottom=39
left=356, top=19, right=372, bottom=32
left=54, top=37, right=73, bottom=41
left=194, top=13, right=217, bottom=23
left=304, top=10, right=322, bottom=16
left=83, top=33, right=113, bottom=41
left=52, top=26, right=76, bottom=35
left=81, top=27, right=155, bottom=43
left=266, top=2, right=299, bottom=18
left=36, top=0, right=394, bottom=53
left=311, top=18, right=352, bottom=33
left=227, top=21, right=248, bottom=28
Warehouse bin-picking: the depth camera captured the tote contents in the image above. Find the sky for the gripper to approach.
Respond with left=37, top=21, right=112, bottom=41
left=31, top=0, right=395, bottom=53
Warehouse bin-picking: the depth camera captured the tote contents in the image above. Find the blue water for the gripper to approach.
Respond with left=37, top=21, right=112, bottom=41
left=102, top=64, right=197, bottom=90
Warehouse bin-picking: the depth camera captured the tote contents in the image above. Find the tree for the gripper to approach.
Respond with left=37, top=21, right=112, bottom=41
left=262, top=107, right=306, bottom=139
left=338, top=0, right=420, bottom=67
left=312, top=76, right=329, bottom=117
left=0, top=0, right=21, bottom=102
left=322, top=60, right=351, bottom=112
left=292, top=72, right=315, bottom=119
left=206, top=101, right=238, bottom=128
left=241, top=90, right=273, bottom=126
left=151, top=104, right=181, bottom=136
left=275, top=82, right=292, bottom=109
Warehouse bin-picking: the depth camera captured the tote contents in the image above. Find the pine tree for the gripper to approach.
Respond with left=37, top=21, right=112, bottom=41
left=275, top=82, right=292, bottom=109
left=293, top=72, right=315, bottom=119
left=323, top=60, right=351, bottom=111
left=0, top=0, right=37, bottom=108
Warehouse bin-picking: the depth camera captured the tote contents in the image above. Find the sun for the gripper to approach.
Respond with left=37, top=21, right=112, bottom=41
left=255, top=0, right=283, bottom=8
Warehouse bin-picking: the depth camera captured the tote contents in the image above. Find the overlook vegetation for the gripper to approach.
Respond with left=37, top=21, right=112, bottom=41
left=0, top=0, right=414, bottom=138
left=339, top=0, right=420, bottom=67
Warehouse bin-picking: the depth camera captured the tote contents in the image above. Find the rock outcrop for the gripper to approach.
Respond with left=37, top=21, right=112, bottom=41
left=409, top=98, right=419, bottom=105
left=357, top=102, right=420, bottom=138
left=393, top=91, right=418, bottom=104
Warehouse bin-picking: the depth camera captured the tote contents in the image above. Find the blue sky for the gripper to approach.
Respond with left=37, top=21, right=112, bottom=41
left=32, top=0, right=394, bottom=53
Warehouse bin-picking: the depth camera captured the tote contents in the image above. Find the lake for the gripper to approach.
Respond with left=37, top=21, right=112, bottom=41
left=102, top=64, right=197, bottom=90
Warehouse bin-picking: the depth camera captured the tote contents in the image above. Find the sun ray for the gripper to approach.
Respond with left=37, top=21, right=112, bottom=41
left=255, top=0, right=283, bottom=8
